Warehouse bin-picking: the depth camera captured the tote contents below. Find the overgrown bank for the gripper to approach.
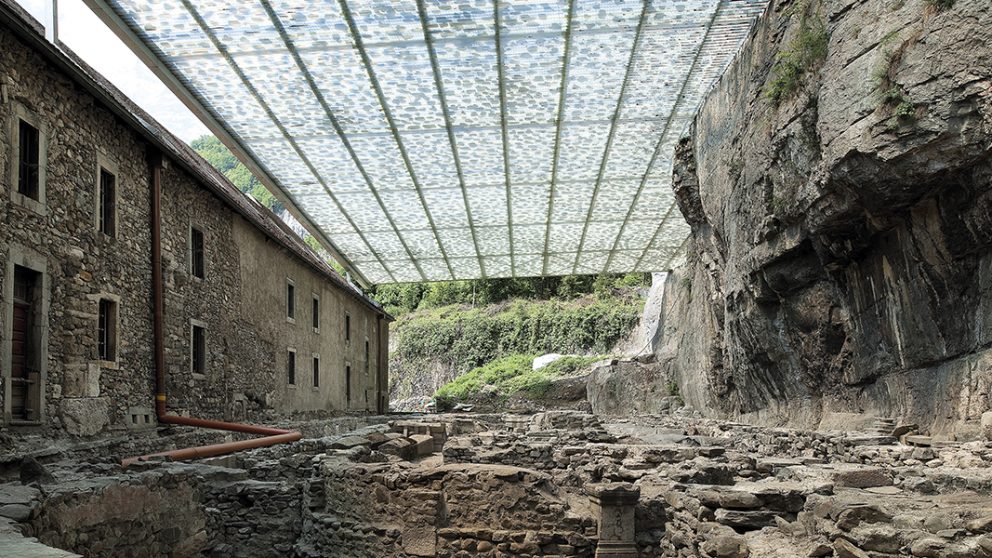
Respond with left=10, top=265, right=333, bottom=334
left=384, top=278, right=645, bottom=404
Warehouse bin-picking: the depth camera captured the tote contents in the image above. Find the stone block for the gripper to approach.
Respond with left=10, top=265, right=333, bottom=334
left=713, top=509, right=780, bottom=529
left=60, top=397, right=109, bottom=437
left=403, top=525, right=436, bottom=557
left=330, top=435, right=370, bottom=450
left=700, top=535, right=749, bottom=558
left=982, top=411, right=992, bottom=441
left=409, top=434, right=435, bottom=457
left=380, top=438, right=415, bottom=460
left=831, top=466, right=892, bottom=489
left=833, top=538, right=869, bottom=558
left=62, top=363, right=100, bottom=398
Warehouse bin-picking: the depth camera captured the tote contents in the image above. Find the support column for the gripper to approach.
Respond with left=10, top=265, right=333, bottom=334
left=588, top=483, right=640, bottom=557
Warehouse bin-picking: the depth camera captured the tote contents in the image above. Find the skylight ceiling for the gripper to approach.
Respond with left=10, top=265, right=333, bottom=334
left=89, top=0, right=767, bottom=284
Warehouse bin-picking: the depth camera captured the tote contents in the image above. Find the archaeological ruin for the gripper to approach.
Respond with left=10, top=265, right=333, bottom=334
left=2, top=0, right=992, bottom=556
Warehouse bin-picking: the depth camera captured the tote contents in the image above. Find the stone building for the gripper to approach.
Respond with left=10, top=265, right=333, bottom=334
left=0, top=1, right=391, bottom=438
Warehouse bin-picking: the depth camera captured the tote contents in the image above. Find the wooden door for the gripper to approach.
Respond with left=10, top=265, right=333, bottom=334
left=10, top=301, right=30, bottom=419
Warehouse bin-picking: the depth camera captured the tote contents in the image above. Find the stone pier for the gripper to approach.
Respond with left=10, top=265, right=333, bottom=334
left=587, top=483, right=640, bottom=558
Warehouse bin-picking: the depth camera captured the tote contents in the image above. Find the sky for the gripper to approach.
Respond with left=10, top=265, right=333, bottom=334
left=17, top=0, right=210, bottom=142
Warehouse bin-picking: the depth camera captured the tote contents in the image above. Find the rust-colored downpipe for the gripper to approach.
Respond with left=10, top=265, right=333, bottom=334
left=122, top=152, right=301, bottom=467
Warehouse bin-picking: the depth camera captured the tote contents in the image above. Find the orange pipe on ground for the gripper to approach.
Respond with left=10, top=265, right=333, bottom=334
left=121, top=431, right=302, bottom=467
left=121, top=153, right=301, bottom=468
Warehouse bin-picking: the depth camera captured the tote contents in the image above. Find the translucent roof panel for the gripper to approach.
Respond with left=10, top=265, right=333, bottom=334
left=92, top=0, right=767, bottom=284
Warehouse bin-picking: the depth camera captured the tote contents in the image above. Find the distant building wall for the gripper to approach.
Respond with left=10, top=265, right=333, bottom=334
left=0, top=14, right=388, bottom=438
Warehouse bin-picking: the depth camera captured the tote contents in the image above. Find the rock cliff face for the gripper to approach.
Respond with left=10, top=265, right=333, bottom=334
left=655, top=0, right=992, bottom=436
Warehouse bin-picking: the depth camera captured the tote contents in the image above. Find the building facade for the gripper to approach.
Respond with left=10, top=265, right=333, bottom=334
left=0, top=2, right=390, bottom=438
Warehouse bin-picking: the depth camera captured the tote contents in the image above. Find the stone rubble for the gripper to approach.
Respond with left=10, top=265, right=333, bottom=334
left=2, top=411, right=992, bottom=557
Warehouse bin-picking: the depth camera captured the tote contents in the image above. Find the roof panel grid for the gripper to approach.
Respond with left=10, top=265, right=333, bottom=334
left=94, top=0, right=769, bottom=283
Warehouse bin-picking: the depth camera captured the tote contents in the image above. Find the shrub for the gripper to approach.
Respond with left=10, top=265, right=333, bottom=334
left=766, top=7, right=829, bottom=105
left=434, top=354, right=602, bottom=402
left=924, top=0, right=954, bottom=10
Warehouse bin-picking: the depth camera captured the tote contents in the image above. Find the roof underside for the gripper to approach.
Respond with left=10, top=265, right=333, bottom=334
left=90, top=0, right=766, bottom=284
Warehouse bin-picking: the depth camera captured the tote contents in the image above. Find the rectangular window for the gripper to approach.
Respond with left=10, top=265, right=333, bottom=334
left=97, top=299, right=117, bottom=362
left=312, top=296, right=320, bottom=330
left=287, top=350, right=296, bottom=385
left=286, top=281, right=295, bottom=319
left=312, top=356, right=320, bottom=388
left=345, top=313, right=351, bottom=342
left=365, top=340, right=370, bottom=374
left=17, top=119, right=40, bottom=200
left=345, top=364, right=351, bottom=404
left=98, top=167, right=116, bottom=236
left=191, top=324, right=206, bottom=375
left=191, top=227, right=205, bottom=279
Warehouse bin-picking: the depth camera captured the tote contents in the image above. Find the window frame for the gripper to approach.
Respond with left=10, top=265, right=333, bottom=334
left=95, top=158, right=118, bottom=238
left=287, top=348, right=297, bottom=386
left=311, top=293, right=320, bottom=332
left=345, top=362, right=352, bottom=405
left=190, top=225, right=206, bottom=280
left=286, top=279, right=296, bottom=322
left=364, top=338, right=370, bottom=375
left=312, top=354, right=320, bottom=388
left=96, top=295, right=119, bottom=367
left=8, top=104, right=48, bottom=215
left=190, top=320, right=207, bottom=377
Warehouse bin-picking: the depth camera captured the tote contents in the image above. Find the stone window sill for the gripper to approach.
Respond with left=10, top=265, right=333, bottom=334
left=97, top=359, right=119, bottom=370
left=11, top=192, right=47, bottom=216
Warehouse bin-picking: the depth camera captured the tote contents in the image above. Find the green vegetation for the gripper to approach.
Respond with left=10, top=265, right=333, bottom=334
left=191, top=135, right=347, bottom=275
left=191, top=135, right=284, bottom=213
left=392, top=294, right=641, bottom=376
left=371, top=273, right=648, bottom=318
left=434, top=354, right=603, bottom=406
left=666, top=380, right=684, bottom=406
left=924, top=0, right=954, bottom=10
left=873, top=28, right=923, bottom=126
left=766, top=6, right=829, bottom=105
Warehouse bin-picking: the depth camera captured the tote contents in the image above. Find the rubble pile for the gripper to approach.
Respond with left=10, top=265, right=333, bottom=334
left=2, top=411, right=992, bottom=557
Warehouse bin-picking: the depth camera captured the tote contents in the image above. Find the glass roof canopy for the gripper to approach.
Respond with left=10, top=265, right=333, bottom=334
left=87, top=0, right=766, bottom=285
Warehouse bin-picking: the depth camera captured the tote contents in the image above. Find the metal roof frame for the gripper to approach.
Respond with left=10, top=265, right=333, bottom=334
left=82, top=0, right=767, bottom=284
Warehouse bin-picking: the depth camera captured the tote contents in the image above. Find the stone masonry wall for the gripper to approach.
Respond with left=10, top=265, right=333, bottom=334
left=0, top=11, right=387, bottom=438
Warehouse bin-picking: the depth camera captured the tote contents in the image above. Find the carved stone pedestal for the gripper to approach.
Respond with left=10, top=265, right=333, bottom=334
left=587, top=483, right=640, bottom=558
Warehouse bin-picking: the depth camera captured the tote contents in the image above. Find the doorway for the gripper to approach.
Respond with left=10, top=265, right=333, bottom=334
left=11, top=265, right=41, bottom=421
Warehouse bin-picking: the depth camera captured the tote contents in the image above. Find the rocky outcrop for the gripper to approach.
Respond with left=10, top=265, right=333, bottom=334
left=653, top=0, right=992, bottom=436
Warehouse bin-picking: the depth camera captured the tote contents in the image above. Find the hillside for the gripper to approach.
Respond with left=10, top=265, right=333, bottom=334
left=379, top=275, right=647, bottom=407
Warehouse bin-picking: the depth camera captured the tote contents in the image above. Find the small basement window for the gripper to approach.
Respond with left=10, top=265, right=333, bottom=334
left=98, top=167, right=117, bottom=237
left=286, top=280, right=296, bottom=320
left=312, top=355, right=320, bottom=388
left=191, top=227, right=205, bottom=279
left=17, top=119, right=40, bottom=200
left=191, top=324, right=206, bottom=375
left=312, top=295, right=320, bottom=331
left=97, top=298, right=117, bottom=362
left=287, top=350, right=296, bottom=385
